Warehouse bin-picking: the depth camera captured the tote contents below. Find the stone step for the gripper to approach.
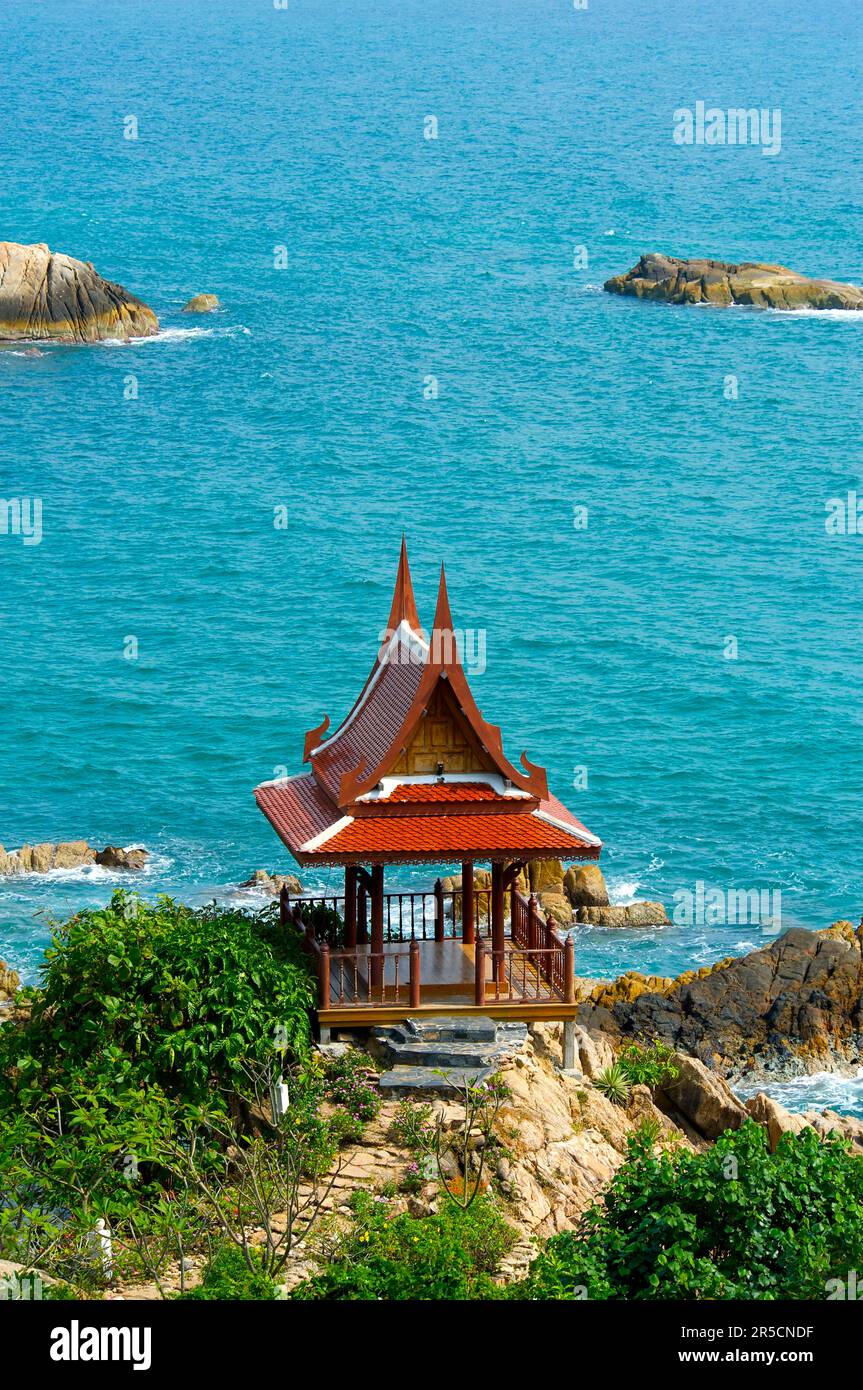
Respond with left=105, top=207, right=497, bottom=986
left=380, top=1040, right=510, bottom=1069
left=378, top=1065, right=494, bottom=1094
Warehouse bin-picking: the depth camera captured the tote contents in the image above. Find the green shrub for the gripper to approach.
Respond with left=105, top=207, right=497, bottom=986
left=516, top=1121, right=863, bottom=1300
left=180, top=1244, right=279, bottom=1301
left=292, top=1192, right=516, bottom=1300
left=594, top=1062, right=630, bottom=1106
left=618, top=1041, right=679, bottom=1089
left=388, top=1099, right=434, bottom=1152
left=323, top=1052, right=381, bottom=1126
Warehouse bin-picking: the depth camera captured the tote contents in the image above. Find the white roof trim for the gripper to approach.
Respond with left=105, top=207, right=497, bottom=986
left=299, top=815, right=354, bottom=853
left=255, top=771, right=308, bottom=790
left=532, top=807, right=602, bottom=847
left=358, top=772, right=530, bottom=803
left=311, top=619, right=429, bottom=756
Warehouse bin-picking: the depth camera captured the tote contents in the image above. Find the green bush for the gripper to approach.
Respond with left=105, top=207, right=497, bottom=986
left=618, top=1041, right=679, bottom=1089
left=516, top=1121, right=863, bottom=1300
left=180, top=1244, right=279, bottom=1301
left=293, top=1192, right=516, bottom=1300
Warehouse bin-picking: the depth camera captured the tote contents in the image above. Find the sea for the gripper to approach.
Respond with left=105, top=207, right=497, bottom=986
left=1, top=0, right=861, bottom=1112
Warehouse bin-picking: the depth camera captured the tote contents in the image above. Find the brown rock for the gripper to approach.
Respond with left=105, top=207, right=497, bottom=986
left=657, top=1055, right=748, bottom=1140
left=240, top=870, right=303, bottom=896
left=182, top=293, right=220, bottom=313
left=539, top=891, right=572, bottom=927
left=0, top=960, right=20, bottom=1004
left=95, top=845, right=149, bottom=871
left=53, top=840, right=96, bottom=870
left=0, top=242, right=159, bottom=342
left=604, top=254, right=863, bottom=312
left=564, top=863, right=609, bottom=907
left=745, top=1092, right=808, bottom=1151
left=528, top=859, right=565, bottom=895
left=576, top=901, right=670, bottom=927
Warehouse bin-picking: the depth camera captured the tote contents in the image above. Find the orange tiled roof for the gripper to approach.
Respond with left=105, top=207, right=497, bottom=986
left=377, top=782, right=504, bottom=804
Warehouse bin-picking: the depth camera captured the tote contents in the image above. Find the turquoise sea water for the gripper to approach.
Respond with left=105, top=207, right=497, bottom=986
left=1, top=0, right=861, bottom=1021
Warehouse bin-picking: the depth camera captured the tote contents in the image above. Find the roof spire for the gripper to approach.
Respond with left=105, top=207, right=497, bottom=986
left=430, top=562, right=457, bottom=668
left=385, top=535, right=422, bottom=636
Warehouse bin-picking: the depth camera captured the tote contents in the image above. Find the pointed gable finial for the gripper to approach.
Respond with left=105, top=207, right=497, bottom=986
left=431, top=561, right=458, bottom=668
left=385, top=534, right=422, bottom=635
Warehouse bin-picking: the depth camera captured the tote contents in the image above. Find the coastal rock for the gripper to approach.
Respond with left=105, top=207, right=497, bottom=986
left=745, top=1092, right=808, bottom=1151
left=0, top=960, right=20, bottom=1004
left=564, top=863, right=609, bottom=907
left=576, top=901, right=670, bottom=927
left=578, top=924, right=863, bottom=1076
left=94, top=846, right=149, bottom=871
left=656, top=1055, right=748, bottom=1140
left=52, top=840, right=97, bottom=869
left=528, top=859, right=565, bottom=895
left=240, top=869, right=303, bottom=897
left=182, top=293, right=219, bottom=313
left=0, top=242, right=159, bottom=342
left=539, top=891, right=573, bottom=927
left=0, top=840, right=116, bottom=875
left=604, top=254, right=863, bottom=312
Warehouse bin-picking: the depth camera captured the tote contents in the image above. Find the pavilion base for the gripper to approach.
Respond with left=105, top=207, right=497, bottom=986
left=319, top=1001, right=578, bottom=1029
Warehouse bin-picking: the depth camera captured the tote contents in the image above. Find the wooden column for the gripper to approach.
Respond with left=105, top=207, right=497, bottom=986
left=491, top=861, right=505, bottom=987
left=433, top=878, right=445, bottom=943
left=461, top=860, right=475, bottom=945
left=357, top=879, right=368, bottom=946
left=474, top=937, right=486, bottom=1006
left=564, top=936, right=576, bottom=1004
left=409, top=937, right=421, bottom=1009
left=370, top=863, right=384, bottom=991
left=279, top=884, right=290, bottom=926
left=318, top=942, right=330, bottom=1008
left=344, top=865, right=357, bottom=948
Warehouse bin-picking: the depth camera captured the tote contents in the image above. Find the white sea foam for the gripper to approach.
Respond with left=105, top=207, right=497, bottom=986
left=605, top=877, right=640, bottom=904
left=736, top=1068, right=863, bottom=1117
left=99, top=324, right=251, bottom=347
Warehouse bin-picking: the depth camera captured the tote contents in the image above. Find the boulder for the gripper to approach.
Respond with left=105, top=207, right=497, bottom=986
left=657, top=1055, right=748, bottom=1140
left=240, top=870, right=303, bottom=896
left=604, top=254, right=863, bottom=312
left=539, top=891, right=572, bottom=927
left=528, top=859, right=565, bottom=895
left=52, top=840, right=96, bottom=870
left=0, top=960, right=20, bottom=1004
left=182, top=293, right=220, bottom=313
left=745, top=1092, right=808, bottom=1152
left=564, top=863, right=609, bottom=907
left=94, top=846, right=149, bottom=871
left=576, top=901, right=670, bottom=927
left=578, top=924, right=863, bottom=1075
left=0, top=242, right=159, bottom=342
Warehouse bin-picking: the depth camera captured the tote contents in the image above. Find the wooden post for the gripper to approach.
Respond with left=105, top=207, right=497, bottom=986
left=461, top=860, right=475, bottom=945
left=279, top=884, right=290, bottom=926
left=370, top=863, right=384, bottom=991
left=318, top=941, right=330, bottom=1008
left=357, top=880, right=368, bottom=945
left=564, top=935, right=576, bottom=1004
left=344, top=865, right=357, bottom=948
left=433, top=878, right=445, bottom=943
left=491, top=861, right=505, bottom=986
left=409, top=937, right=421, bottom=1009
left=528, top=893, right=539, bottom=958
left=474, top=936, right=486, bottom=1007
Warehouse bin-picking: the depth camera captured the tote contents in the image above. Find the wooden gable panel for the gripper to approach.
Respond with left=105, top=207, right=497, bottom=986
left=390, top=681, right=497, bottom=777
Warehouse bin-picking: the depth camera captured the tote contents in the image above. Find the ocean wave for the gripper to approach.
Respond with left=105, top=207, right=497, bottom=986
left=737, top=1069, right=863, bottom=1117
left=99, top=324, right=252, bottom=347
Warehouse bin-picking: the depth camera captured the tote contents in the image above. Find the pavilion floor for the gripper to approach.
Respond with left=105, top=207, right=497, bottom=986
left=318, top=935, right=577, bottom=1028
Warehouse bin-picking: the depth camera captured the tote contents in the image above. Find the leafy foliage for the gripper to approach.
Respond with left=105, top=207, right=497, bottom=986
left=516, top=1121, right=863, bottom=1300
left=180, top=1244, right=280, bottom=1301
left=292, top=1192, right=515, bottom=1300
left=594, top=1062, right=631, bottom=1106
left=618, top=1041, right=679, bottom=1089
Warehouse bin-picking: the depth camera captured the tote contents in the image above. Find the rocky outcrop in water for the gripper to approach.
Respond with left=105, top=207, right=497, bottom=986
left=182, top=293, right=219, bottom=313
left=604, top=254, right=863, bottom=311
left=0, top=242, right=158, bottom=342
left=0, top=841, right=148, bottom=875
left=240, top=870, right=303, bottom=896
left=576, top=901, right=670, bottom=927
left=578, top=921, right=863, bottom=1078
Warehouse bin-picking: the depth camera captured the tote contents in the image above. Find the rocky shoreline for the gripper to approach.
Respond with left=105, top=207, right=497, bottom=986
left=605, top=253, right=863, bottom=311
left=0, top=841, right=148, bottom=875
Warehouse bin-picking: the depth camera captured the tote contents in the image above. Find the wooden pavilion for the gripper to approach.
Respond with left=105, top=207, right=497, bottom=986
left=254, top=540, right=602, bottom=1054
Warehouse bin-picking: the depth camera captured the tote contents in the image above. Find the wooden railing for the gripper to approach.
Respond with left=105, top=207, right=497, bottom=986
left=281, top=882, right=493, bottom=943
left=506, top=891, right=575, bottom=1001
left=316, top=940, right=420, bottom=1008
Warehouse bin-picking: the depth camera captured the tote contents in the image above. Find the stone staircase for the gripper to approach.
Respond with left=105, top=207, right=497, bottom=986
left=373, top=1016, right=528, bottom=1093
